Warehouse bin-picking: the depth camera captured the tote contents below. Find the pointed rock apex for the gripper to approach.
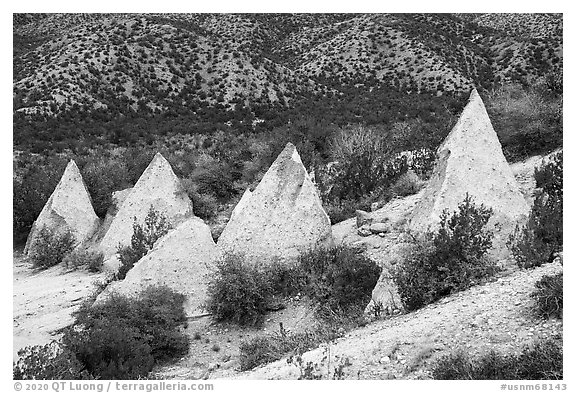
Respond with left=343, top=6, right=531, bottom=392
left=230, top=188, right=252, bottom=221
left=218, top=143, right=334, bottom=264
left=99, top=152, right=193, bottom=259
left=409, top=89, right=528, bottom=257
left=25, top=160, right=99, bottom=255
left=96, top=217, right=221, bottom=317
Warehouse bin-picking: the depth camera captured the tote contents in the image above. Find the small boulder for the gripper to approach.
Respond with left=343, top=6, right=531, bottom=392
left=370, top=222, right=391, bottom=234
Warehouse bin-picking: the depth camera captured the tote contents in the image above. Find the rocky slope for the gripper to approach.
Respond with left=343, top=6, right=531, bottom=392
left=219, top=260, right=561, bottom=379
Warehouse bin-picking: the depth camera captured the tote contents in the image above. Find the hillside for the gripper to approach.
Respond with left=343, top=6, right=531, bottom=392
left=13, top=13, right=562, bottom=152
left=214, top=260, right=562, bottom=380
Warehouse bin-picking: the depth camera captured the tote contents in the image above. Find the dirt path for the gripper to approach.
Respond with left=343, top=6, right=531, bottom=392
left=12, top=252, right=104, bottom=360
left=214, top=260, right=562, bottom=379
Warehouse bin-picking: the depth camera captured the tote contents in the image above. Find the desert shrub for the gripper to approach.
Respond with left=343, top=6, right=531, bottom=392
left=63, top=248, right=104, bottom=272
left=393, top=194, right=497, bottom=311
left=28, top=227, right=76, bottom=269
left=532, top=273, right=563, bottom=319
left=13, top=341, right=91, bottom=380
left=326, top=125, right=392, bottom=201
left=117, top=207, right=172, bottom=280
left=432, top=339, right=562, bottom=380
left=15, top=285, right=188, bottom=380
left=206, top=246, right=379, bottom=326
left=298, top=245, right=381, bottom=317
left=181, top=178, right=218, bottom=221
left=390, top=169, right=424, bottom=197
left=510, top=152, right=562, bottom=269
left=205, top=254, right=271, bottom=326
left=63, top=286, right=188, bottom=379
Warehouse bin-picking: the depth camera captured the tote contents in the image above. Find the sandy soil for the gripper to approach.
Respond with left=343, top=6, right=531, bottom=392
left=12, top=251, right=104, bottom=360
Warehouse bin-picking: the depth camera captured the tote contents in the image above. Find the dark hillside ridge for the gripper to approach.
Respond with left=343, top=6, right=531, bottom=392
left=13, top=13, right=562, bottom=152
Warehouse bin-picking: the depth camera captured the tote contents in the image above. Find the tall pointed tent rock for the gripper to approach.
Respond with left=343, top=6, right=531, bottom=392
left=96, top=217, right=221, bottom=316
left=99, top=152, right=193, bottom=258
left=217, top=143, right=334, bottom=264
left=409, top=89, right=529, bottom=252
left=24, top=160, right=99, bottom=255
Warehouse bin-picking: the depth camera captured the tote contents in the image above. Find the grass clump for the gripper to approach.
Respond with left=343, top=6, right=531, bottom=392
left=532, top=273, right=563, bottom=319
left=28, top=226, right=76, bottom=269
left=393, top=194, right=498, bottom=311
left=239, top=324, right=339, bottom=371
left=432, top=339, right=563, bottom=380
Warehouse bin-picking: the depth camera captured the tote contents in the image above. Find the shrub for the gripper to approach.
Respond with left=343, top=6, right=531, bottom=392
left=205, top=254, right=270, bottom=326
left=432, top=339, right=562, bottom=380
left=390, top=169, right=424, bottom=197
left=510, top=152, right=562, bottom=269
left=28, top=227, right=76, bottom=269
left=117, top=207, right=172, bottom=280
left=181, top=178, right=218, bottom=221
left=298, top=245, right=381, bottom=318
left=393, top=194, right=497, bottom=311
left=206, top=246, right=379, bottom=326
left=13, top=342, right=91, bottom=380
left=532, top=273, right=563, bottom=319
left=64, top=285, right=188, bottom=379
left=63, top=248, right=104, bottom=272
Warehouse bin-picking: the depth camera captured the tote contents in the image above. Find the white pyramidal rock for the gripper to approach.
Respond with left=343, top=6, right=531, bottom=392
left=99, top=152, right=193, bottom=258
left=217, top=143, right=334, bottom=264
left=96, top=217, right=221, bottom=316
left=24, top=160, right=99, bottom=255
left=408, top=89, right=529, bottom=252
left=229, top=188, right=252, bottom=221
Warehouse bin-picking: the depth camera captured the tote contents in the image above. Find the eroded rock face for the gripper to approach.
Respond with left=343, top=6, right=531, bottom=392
left=96, top=217, right=221, bottom=317
left=408, top=89, right=529, bottom=256
left=24, top=160, right=99, bottom=255
left=217, top=143, right=334, bottom=264
left=99, top=153, right=193, bottom=258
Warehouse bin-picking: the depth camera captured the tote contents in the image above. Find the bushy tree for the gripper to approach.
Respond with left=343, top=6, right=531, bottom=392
left=393, top=194, right=497, bottom=311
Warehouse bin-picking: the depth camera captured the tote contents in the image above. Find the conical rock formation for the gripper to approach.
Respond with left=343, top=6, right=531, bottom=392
left=24, top=160, right=99, bottom=255
left=96, top=217, right=221, bottom=316
left=409, top=89, right=529, bottom=254
left=99, top=153, right=193, bottom=258
left=218, top=143, right=334, bottom=264
left=229, top=188, right=252, bottom=221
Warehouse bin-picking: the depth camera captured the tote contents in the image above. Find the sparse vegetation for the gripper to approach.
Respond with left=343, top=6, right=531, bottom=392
left=28, top=226, right=76, bottom=269
left=432, top=338, right=563, bottom=380
left=393, top=194, right=497, bottom=311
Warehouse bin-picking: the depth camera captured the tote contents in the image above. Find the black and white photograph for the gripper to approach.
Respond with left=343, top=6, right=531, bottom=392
left=10, top=7, right=566, bottom=387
